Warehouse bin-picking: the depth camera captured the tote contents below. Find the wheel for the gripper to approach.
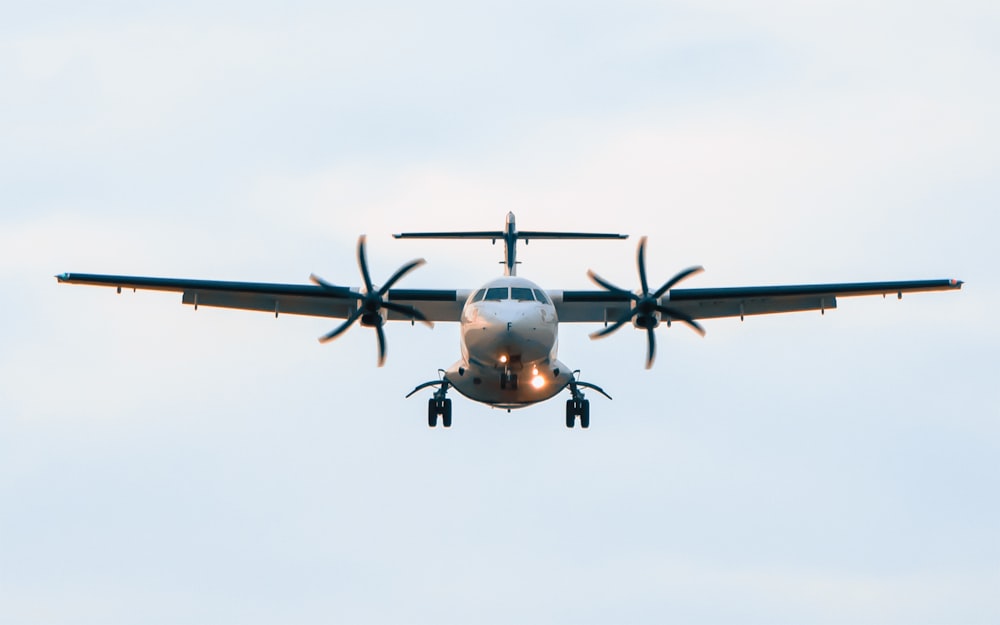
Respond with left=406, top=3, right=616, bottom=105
left=565, top=400, right=576, bottom=428
left=580, top=400, right=590, bottom=429
left=442, top=399, right=453, bottom=428
left=501, top=372, right=518, bottom=390
left=427, top=400, right=438, bottom=428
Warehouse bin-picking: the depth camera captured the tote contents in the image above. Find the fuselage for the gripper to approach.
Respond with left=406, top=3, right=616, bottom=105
left=445, top=275, right=573, bottom=408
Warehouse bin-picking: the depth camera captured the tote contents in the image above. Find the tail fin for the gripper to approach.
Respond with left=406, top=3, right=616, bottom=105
left=394, top=212, right=627, bottom=276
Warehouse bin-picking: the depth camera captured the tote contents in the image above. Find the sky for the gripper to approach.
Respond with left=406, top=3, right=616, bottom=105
left=2, top=1, right=998, bottom=623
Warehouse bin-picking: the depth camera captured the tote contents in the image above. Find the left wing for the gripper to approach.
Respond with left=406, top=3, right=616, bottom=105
left=56, top=273, right=469, bottom=322
left=553, top=279, right=963, bottom=323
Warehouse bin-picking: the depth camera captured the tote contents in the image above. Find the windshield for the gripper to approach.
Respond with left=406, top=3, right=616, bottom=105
left=510, top=287, right=534, bottom=301
left=484, top=287, right=508, bottom=301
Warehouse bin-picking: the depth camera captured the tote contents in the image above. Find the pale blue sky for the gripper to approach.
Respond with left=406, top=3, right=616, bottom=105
left=2, top=2, right=998, bottom=624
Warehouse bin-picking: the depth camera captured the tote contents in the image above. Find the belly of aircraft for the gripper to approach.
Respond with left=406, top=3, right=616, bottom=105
left=444, top=359, right=573, bottom=408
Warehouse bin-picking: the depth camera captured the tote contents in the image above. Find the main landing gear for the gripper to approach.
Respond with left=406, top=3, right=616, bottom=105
left=428, top=397, right=452, bottom=428
left=565, top=372, right=612, bottom=429
left=407, top=374, right=452, bottom=428
left=566, top=397, right=590, bottom=429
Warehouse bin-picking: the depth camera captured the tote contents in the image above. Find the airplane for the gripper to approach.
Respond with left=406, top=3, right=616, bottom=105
left=57, top=212, right=962, bottom=429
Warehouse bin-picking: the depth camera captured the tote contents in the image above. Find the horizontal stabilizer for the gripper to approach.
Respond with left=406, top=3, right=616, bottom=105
left=393, top=213, right=627, bottom=276
left=393, top=230, right=627, bottom=240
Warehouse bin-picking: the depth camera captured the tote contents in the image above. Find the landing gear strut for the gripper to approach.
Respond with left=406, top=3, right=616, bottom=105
left=500, top=369, right=518, bottom=390
left=407, top=373, right=453, bottom=428
left=564, top=371, right=611, bottom=429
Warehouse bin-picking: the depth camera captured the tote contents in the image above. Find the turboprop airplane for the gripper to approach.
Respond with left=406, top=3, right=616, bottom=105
left=57, top=213, right=962, bottom=429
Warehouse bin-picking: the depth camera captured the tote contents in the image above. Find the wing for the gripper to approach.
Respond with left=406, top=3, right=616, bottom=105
left=552, top=279, right=963, bottom=323
left=56, top=273, right=468, bottom=322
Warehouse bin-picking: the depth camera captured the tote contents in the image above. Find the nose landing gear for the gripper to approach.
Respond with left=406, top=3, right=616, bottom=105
left=500, top=369, right=518, bottom=390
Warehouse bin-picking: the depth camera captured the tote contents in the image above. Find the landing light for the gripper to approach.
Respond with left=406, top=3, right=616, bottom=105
left=531, top=375, right=545, bottom=389
left=499, top=354, right=508, bottom=364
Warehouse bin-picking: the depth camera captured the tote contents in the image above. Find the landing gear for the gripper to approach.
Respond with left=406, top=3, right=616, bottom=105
left=500, top=369, right=518, bottom=390
left=407, top=373, right=453, bottom=429
left=428, top=397, right=452, bottom=428
left=565, top=398, right=590, bottom=428
left=564, top=371, right=610, bottom=429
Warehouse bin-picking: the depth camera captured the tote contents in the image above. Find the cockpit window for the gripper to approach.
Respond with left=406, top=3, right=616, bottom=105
left=510, top=287, right=534, bottom=301
left=472, top=288, right=486, bottom=302
left=484, top=287, right=508, bottom=301
left=532, top=289, right=550, bottom=304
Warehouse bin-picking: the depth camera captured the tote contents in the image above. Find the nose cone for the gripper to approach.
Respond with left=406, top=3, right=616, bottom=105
left=464, top=304, right=556, bottom=366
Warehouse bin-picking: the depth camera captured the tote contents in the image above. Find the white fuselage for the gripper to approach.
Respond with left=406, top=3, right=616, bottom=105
left=445, top=276, right=573, bottom=408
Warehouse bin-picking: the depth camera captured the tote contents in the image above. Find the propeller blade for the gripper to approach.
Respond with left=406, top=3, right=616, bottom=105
left=356, top=235, right=374, bottom=293
left=375, top=322, right=387, bottom=367
left=318, top=308, right=362, bottom=343
left=310, top=274, right=364, bottom=299
left=645, top=326, right=656, bottom=369
left=378, top=258, right=427, bottom=295
left=589, top=308, right=639, bottom=339
left=637, top=236, right=650, bottom=295
left=656, top=305, right=706, bottom=336
left=382, top=301, right=434, bottom=328
left=587, top=270, right=638, bottom=300
left=652, top=265, right=704, bottom=299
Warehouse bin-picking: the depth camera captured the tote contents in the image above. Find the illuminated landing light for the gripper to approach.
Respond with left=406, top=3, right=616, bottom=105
left=531, top=375, right=545, bottom=389
left=531, top=366, right=539, bottom=376
left=499, top=354, right=508, bottom=364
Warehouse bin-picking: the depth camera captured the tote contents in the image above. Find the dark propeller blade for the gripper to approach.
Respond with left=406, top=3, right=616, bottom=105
left=637, top=236, right=650, bottom=295
left=383, top=301, right=434, bottom=327
left=357, top=235, right=374, bottom=293
left=319, top=308, right=362, bottom=343
left=645, top=326, right=656, bottom=369
left=310, top=274, right=364, bottom=299
left=313, top=235, right=429, bottom=365
left=587, top=270, right=637, bottom=299
left=656, top=305, right=706, bottom=336
left=589, top=308, right=639, bottom=339
left=587, top=237, right=705, bottom=367
left=379, top=258, right=427, bottom=296
left=652, top=265, right=705, bottom=299
left=375, top=322, right=387, bottom=367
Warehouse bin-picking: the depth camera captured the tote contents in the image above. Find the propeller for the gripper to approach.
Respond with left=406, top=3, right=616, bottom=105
left=310, top=235, right=432, bottom=366
left=587, top=236, right=705, bottom=369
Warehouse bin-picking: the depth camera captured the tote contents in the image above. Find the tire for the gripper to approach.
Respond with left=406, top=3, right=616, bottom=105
left=442, top=399, right=453, bottom=428
left=580, top=400, right=590, bottom=429
left=427, top=400, right=438, bottom=428
left=565, top=400, right=576, bottom=428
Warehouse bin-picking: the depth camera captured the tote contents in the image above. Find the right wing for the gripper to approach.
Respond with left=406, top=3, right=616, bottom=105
left=56, top=273, right=469, bottom=322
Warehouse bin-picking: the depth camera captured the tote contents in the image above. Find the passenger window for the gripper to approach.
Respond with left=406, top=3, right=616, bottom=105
left=532, top=289, right=550, bottom=304
left=485, top=287, right=508, bottom=301
left=472, top=288, right=486, bottom=302
left=510, top=287, right=534, bottom=301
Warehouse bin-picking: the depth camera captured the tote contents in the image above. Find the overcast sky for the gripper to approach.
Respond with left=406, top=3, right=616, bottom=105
left=2, top=2, right=998, bottom=624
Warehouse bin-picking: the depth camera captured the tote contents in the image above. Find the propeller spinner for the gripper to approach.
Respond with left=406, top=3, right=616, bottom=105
left=587, top=236, right=705, bottom=369
left=310, top=235, right=432, bottom=366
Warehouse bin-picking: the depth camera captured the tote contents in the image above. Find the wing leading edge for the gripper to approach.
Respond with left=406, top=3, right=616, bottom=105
left=553, top=279, right=963, bottom=323
left=55, top=273, right=468, bottom=322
